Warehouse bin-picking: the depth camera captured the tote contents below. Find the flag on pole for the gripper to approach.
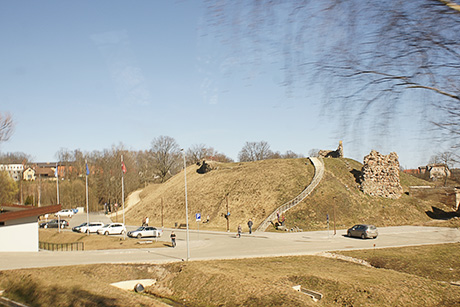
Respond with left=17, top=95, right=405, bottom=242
left=86, top=163, right=89, bottom=176
left=121, top=161, right=127, bottom=174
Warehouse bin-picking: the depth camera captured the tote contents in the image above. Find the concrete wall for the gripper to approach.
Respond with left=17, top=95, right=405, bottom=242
left=0, top=216, right=39, bottom=252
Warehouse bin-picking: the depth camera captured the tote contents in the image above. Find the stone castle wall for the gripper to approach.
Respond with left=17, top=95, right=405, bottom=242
left=360, top=150, right=403, bottom=199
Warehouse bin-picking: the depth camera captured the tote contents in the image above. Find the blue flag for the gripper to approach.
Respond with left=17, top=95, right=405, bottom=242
left=86, top=163, right=89, bottom=176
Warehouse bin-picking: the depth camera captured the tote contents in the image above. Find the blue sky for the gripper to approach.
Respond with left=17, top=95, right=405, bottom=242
left=0, top=1, right=437, bottom=168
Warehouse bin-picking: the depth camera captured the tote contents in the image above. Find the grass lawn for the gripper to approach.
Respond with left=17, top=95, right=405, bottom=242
left=1, top=244, right=459, bottom=306
left=39, top=229, right=171, bottom=250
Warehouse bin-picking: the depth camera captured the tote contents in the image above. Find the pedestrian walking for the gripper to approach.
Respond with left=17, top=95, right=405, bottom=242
left=247, top=219, right=253, bottom=234
left=237, top=224, right=242, bottom=238
left=170, top=231, right=176, bottom=247
left=145, top=216, right=149, bottom=226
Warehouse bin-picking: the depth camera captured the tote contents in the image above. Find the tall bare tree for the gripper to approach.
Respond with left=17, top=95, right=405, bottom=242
left=151, top=136, right=181, bottom=182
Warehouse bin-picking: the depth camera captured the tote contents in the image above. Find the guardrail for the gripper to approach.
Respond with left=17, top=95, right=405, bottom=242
left=39, top=241, right=84, bottom=251
left=255, top=157, right=324, bottom=232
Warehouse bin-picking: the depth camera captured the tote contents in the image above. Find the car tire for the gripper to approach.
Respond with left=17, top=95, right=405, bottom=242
left=347, top=231, right=351, bottom=237
left=44, top=225, right=48, bottom=229
left=137, top=234, right=142, bottom=239
left=361, top=233, right=366, bottom=239
left=104, top=231, right=109, bottom=236
left=121, top=230, right=125, bottom=235
left=86, top=229, right=90, bottom=234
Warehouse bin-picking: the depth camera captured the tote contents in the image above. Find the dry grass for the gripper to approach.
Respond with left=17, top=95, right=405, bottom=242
left=126, top=157, right=458, bottom=233
left=1, top=244, right=460, bottom=307
left=285, top=158, right=457, bottom=231
left=39, top=229, right=170, bottom=250
left=126, top=159, right=314, bottom=232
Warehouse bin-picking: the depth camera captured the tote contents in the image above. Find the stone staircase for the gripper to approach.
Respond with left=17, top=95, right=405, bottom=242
left=255, top=157, right=324, bottom=232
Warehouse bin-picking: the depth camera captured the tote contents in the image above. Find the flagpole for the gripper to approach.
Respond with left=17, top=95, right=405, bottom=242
left=121, top=155, right=126, bottom=239
left=85, top=160, right=89, bottom=235
left=55, top=163, right=60, bottom=204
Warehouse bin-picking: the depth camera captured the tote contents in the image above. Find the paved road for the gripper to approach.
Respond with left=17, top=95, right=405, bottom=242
left=1, top=226, right=459, bottom=271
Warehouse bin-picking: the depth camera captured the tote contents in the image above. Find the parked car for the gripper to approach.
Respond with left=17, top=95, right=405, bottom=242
left=97, top=223, right=126, bottom=235
left=72, top=222, right=88, bottom=232
left=40, top=219, right=69, bottom=229
left=347, top=224, right=378, bottom=239
left=55, top=209, right=74, bottom=218
left=128, top=226, right=163, bottom=239
left=79, top=222, right=105, bottom=234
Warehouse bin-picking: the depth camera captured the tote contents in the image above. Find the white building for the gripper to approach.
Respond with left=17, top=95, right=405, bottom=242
left=0, top=204, right=60, bottom=252
left=0, top=164, right=24, bottom=181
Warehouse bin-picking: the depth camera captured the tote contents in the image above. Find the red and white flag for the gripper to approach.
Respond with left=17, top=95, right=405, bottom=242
left=121, top=161, right=127, bottom=174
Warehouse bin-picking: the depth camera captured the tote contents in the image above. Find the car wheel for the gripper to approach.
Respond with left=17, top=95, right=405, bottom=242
left=361, top=233, right=366, bottom=239
left=137, top=233, right=142, bottom=239
left=347, top=231, right=351, bottom=237
left=86, top=229, right=90, bottom=234
left=44, top=225, right=48, bottom=229
left=373, top=235, right=378, bottom=239
left=104, top=231, right=109, bottom=236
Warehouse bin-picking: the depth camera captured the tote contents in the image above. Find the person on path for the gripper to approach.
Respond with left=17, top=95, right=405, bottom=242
left=145, top=216, right=149, bottom=226
left=170, top=231, right=176, bottom=247
left=247, top=219, right=253, bottom=234
left=237, top=224, right=242, bottom=238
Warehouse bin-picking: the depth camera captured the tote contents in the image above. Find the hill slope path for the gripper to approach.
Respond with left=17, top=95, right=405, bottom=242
left=256, top=157, right=324, bottom=232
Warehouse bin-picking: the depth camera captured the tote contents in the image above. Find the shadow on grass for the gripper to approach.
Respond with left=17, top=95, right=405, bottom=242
left=350, top=169, right=361, bottom=185
left=6, top=277, right=118, bottom=307
left=425, top=206, right=460, bottom=220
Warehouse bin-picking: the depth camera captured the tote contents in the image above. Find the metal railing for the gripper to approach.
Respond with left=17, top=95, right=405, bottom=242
left=39, top=241, right=84, bottom=251
left=255, top=157, right=324, bottom=232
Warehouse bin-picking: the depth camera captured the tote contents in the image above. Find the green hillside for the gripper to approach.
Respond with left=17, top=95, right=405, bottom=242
left=125, top=157, right=453, bottom=232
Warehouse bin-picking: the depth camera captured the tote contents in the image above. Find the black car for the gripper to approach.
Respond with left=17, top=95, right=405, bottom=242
left=40, top=219, right=69, bottom=229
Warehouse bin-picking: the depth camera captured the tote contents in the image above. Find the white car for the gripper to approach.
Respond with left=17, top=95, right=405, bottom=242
left=55, top=209, right=74, bottom=218
left=97, top=223, right=126, bottom=236
left=128, top=226, right=163, bottom=239
left=79, top=222, right=105, bottom=234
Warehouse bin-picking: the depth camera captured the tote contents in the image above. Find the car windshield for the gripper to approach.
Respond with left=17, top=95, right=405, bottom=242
left=135, top=227, right=146, bottom=231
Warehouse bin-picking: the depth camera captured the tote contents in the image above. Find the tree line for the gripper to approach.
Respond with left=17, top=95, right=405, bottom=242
left=0, top=136, right=303, bottom=209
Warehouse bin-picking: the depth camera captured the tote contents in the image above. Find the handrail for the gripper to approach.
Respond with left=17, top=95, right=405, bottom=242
left=255, top=157, right=324, bottom=232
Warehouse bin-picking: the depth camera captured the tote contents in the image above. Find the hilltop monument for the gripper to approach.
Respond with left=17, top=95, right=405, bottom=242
left=360, top=150, right=403, bottom=199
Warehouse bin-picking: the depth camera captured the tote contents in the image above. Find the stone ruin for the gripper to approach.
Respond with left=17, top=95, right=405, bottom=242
left=196, top=160, right=214, bottom=174
left=318, top=141, right=343, bottom=158
left=360, top=150, right=403, bottom=199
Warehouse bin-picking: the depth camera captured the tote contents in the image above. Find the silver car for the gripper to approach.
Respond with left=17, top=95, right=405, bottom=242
left=347, top=224, right=378, bottom=239
left=128, top=226, right=163, bottom=239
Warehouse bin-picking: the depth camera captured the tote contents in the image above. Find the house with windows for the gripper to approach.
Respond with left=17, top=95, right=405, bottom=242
left=0, top=204, right=61, bottom=252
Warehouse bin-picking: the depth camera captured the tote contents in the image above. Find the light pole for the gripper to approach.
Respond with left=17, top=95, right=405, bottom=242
left=181, top=149, right=190, bottom=261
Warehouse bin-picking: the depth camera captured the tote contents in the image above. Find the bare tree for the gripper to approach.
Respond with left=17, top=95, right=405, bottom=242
left=204, top=1, right=460, bottom=149
left=151, top=136, right=181, bottom=182
left=429, top=151, right=458, bottom=169
left=0, top=112, right=14, bottom=144
left=238, top=141, right=273, bottom=162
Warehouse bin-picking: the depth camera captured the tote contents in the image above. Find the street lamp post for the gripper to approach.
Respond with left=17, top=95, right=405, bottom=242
left=181, top=149, right=190, bottom=261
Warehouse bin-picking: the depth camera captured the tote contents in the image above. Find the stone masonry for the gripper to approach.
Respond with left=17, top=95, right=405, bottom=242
left=360, top=150, right=403, bottom=199
left=318, top=141, right=343, bottom=158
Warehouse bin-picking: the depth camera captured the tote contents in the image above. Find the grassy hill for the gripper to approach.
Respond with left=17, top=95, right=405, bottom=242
left=125, top=158, right=314, bottom=231
left=125, top=157, right=454, bottom=231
